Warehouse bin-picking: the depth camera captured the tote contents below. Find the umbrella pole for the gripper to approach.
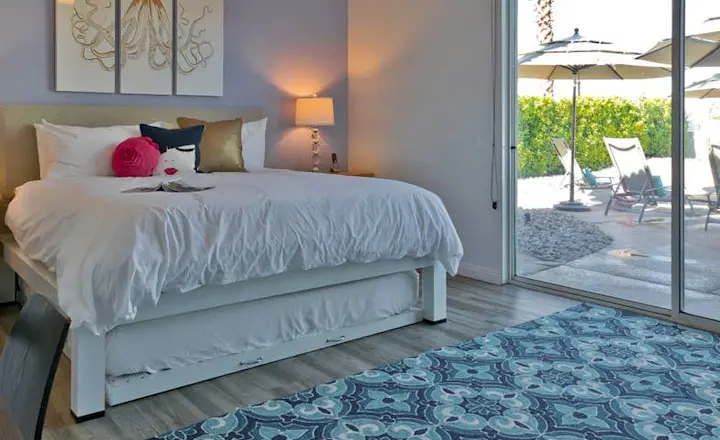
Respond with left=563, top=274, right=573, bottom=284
left=554, top=72, right=591, bottom=212
left=569, top=73, right=578, bottom=202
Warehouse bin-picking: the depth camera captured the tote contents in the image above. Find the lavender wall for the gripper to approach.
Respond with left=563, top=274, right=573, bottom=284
left=0, top=0, right=349, bottom=170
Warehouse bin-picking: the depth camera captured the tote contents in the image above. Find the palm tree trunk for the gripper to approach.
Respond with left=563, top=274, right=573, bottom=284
left=534, top=0, right=554, bottom=97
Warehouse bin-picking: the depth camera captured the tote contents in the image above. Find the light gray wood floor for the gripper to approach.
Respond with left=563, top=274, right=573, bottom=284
left=0, top=277, right=578, bottom=440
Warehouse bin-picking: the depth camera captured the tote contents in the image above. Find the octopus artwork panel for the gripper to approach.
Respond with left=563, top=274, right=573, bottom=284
left=55, top=0, right=223, bottom=96
left=56, top=0, right=117, bottom=93
left=119, top=0, right=174, bottom=95
left=176, top=0, right=224, bottom=97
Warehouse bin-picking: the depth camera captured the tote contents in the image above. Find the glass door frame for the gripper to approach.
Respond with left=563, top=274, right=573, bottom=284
left=502, top=0, right=720, bottom=332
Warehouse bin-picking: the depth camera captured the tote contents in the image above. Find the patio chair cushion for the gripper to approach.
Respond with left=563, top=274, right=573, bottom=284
left=651, top=176, right=667, bottom=197
left=583, top=169, right=598, bottom=186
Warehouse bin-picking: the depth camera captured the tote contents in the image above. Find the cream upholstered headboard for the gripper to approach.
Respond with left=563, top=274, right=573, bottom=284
left=0, top=105, right=264, bottom=198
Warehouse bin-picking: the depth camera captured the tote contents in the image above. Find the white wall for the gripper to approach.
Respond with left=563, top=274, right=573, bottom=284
left=348, top=0, right=504, bottom=283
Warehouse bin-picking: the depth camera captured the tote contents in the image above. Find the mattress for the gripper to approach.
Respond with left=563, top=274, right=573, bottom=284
left=7, top=170, right=463, bottom=334
left=106, top=271, right=419, bottom=377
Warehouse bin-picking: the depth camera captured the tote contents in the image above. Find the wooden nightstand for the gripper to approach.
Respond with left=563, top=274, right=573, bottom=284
left=332, top=172, right=375, bottom=178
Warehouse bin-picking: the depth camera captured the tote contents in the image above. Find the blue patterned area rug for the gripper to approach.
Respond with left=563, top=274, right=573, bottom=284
left=153, top=304, right=720, bottom=440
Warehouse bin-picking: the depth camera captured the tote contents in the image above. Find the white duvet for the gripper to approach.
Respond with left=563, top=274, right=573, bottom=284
left=6, top=170, right=463, bottom=334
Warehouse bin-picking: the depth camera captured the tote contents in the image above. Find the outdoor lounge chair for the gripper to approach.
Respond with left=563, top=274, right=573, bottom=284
left=604, top=137, right=696, bottom=223
left=704, top=144, right=720, bottom=231
left=552, top=138, right=613, bottom=189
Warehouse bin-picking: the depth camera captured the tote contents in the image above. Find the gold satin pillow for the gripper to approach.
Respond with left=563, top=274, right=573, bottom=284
left=176, top=117, right=246, bottom=173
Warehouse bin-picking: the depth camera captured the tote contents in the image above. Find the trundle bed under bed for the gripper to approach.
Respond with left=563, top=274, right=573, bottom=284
left=0, top=105, right=463, bottom=422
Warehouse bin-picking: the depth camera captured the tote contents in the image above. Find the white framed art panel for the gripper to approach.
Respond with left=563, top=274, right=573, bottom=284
left=176, top=0, right=224, bottom=97
left=120, top=0, right=174, bottom=95
left=56, top=0, right=116, bottom=93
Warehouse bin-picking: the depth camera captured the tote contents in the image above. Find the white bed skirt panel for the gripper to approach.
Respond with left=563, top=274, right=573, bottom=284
left=105, top=271, right=419, bottom=377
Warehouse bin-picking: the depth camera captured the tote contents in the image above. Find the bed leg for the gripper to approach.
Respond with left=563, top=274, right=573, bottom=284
left=422, top=262, right=447, bottom=324
left=71, top=326, right=106, bottom=422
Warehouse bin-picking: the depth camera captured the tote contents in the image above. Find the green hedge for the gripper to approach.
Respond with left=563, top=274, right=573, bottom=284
left=518, top=96, right=673, bottom=178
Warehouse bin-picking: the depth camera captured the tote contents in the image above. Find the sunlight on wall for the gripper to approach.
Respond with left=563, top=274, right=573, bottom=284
left=348, top=2, right=433, bottom=78
left=264, top=59, right=341, bottom=170
left=244, top=41, right=345, bottom=98
left=267, top=63, right=340, bottom=170
left=274, top=127, right=336, bottom=171
left=267, top=56, right=341, bottom=98
left=348, top=0, right=444, bottom=175
left=242, top=42, right=345, bottom=169
left=275, top=127, right=310, bottom=166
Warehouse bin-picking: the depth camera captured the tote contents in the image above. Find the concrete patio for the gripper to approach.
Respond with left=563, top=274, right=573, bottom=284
left=517, top=157, right=720, bottom=320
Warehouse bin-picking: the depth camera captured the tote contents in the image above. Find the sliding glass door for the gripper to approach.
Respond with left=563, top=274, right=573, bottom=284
left=682, top=3, right=720, bottom=322
left=509, top=0, right=720, bottom=328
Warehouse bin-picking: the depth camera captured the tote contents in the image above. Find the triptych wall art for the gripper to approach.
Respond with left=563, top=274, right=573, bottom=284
left=56, top=0, right=224, bottom=97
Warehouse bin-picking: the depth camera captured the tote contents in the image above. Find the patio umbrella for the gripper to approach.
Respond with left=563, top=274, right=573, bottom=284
left=639, top=17, right=720, bottom=68
left=519, top=29, right=671, bottom=212
left=686, top=73, right=720, bottom=99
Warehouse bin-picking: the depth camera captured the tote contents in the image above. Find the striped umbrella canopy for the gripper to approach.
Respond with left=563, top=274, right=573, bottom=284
left=686, top=73, right=720, bottom=99
left=639, top=17, right=720, bottom=68
left=692, top=16, right=720, bottom=41
left=519, top=29, right=672, bottom=81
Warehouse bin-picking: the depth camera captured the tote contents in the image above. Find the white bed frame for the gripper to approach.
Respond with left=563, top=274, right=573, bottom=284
left=0, top=236, right=446, bottom=421
left=0, top=105, right=448, bottom=422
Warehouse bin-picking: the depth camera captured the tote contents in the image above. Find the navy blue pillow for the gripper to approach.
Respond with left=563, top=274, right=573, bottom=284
left=140, top=124, right=205, bottom=169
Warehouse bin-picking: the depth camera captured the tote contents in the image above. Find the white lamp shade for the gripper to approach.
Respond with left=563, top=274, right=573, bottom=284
left=296, top=97, right=335, bottom=127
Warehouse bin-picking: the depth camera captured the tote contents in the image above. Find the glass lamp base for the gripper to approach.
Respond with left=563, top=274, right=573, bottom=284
left=312, top=135, right=321, bottom=172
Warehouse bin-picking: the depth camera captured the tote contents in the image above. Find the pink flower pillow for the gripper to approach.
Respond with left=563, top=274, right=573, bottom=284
left=112, top=137, right=161, bottom=178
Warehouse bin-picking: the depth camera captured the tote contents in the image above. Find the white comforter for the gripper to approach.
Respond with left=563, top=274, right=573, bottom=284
left=6, top=170, right=463, bottom=334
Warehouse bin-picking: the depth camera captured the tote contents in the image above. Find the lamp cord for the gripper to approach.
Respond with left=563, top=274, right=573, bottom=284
left=490, top=0, right=501, bottom=211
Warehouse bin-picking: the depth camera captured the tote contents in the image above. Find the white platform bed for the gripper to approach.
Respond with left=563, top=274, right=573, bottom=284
left=0, top=105, right=463, bottom=422
left=0, top=240, right=446, bottom=421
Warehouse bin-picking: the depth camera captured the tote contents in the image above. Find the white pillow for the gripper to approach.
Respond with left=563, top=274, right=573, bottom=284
left=36, top=121, right=165, bottom=179
left=154, top=145, right=197, bottom=177
left=242, top=118, right=268, bottom=169
left=36, top=121, right=145, bottom=179
left=35, top=125, right=62, bottom=179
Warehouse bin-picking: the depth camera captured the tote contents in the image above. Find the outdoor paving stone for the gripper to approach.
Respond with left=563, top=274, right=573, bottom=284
left=530, top=265, right=720, bottom=316
left=566, top=251, right=720, bottom=292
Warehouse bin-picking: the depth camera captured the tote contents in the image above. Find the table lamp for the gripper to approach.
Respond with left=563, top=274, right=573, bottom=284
left=296, top=96, right=335, bottom=172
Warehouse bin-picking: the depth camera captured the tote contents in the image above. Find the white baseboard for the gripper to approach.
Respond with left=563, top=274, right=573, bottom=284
left=457, top=263, right=503, bottom=285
